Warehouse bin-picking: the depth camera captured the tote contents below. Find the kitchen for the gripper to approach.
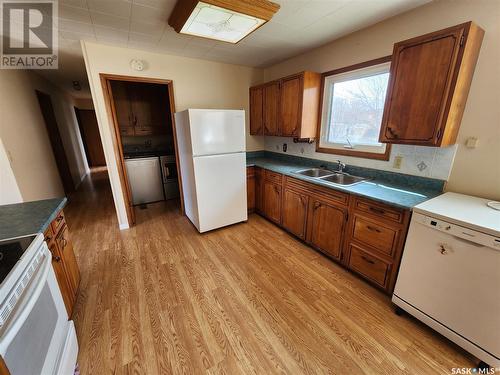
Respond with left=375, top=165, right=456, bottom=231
left=0, top=0, right=499, bottom=374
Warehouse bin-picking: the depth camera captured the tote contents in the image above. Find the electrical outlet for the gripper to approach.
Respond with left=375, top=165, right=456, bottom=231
left=393, top=155, right=403, bottom=169
left=282, top=143, right=287, bottom=152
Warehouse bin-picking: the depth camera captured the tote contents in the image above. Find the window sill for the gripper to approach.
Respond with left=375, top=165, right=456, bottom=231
left=315, top=144, right=392, bottom=161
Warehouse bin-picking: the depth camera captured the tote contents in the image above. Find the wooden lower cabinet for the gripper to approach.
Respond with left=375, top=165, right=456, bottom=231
left=307, top=198, right=347, bottom=261
left=250, top=170, right=411, bottom=294
left=44, top=209, right=80, bottom=316
left=263, top=180, right=282, bottom=224
left=282, top=188, right=308, bottom=239
left=246, top=167, right=255, bottom=213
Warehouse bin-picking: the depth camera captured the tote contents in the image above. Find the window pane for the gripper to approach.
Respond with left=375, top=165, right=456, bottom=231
left=328, top=72, right=389, bottom=146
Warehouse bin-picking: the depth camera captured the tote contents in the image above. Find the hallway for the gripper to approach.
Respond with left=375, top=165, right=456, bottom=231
left=64, top=169, right=475, bottom=374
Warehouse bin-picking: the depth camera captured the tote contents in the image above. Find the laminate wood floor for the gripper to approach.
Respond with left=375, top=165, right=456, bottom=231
left=65, top=169, right=475, bottom=374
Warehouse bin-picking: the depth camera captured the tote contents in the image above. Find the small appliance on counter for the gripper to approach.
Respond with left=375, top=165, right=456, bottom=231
left=0, top=234, right=78, bottom=374
left=393, top=192, right=500, bottom=368
left=175, top=109, right=247, bottom=232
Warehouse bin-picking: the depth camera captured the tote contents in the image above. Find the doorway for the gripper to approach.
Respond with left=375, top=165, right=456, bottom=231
left=100, top=75, right=183, bottom=227
left=74, top=108, right=106, bottom=168
left=35, top=90, right=75, bottom=194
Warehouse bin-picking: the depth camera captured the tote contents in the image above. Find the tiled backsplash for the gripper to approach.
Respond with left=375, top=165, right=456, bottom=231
left=264, top=137, right=458, bottom=181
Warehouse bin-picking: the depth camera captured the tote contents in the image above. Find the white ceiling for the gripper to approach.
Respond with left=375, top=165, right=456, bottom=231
left=37, top=0, right=430, bottom=98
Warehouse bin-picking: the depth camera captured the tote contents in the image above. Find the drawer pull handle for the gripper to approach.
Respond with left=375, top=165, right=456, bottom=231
left=361, top=256, right=375, bottom=265
left=369, top=207, right=385, bottom=215
left=366, top=225, right=381, bottom=233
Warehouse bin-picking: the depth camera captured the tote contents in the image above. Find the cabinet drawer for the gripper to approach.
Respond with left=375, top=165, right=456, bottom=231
left=352, top=216, right=397, bottom=256
left=285, top=176, right=349, bottom=206
left=51, top=210, right=66, bottom=234
left=354, top=198, right=404, bottom=224
left=264, top=169, right=282, bottom=184
left=348, top=244, right=389, bottom=287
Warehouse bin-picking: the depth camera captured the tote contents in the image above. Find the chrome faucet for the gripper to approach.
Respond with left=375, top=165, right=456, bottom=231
left=336, top=160, right=346, bottom=173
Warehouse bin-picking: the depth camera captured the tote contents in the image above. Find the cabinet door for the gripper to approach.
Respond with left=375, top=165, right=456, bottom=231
left=309, top=198, right=346, bottom=260
left=249, top=87, right=264, bottom=135
left=255, top=168, right=263, bottom=213
left=282, top=188, right=308, bottom=239
left=56, top=226, right=80, bottom=302
left=246, top=167, right=255, bottom=212
left=380, top=27, right=464, bottom=144
left=263, top=181, right=281, bottom=224
left=110, top=81, right=133, bottom=131
left=129, top=83, right=154, bottom=128
left=280, top=75, right=302, bottom=137
left=263, top=82, right=280, bottom=136
left=49, top=241, right=75, bottom=316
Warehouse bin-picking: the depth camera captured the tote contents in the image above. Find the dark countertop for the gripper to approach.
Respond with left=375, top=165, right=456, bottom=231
left=0, top=197, right=67, bottom=240
left=247, top=157, right=442, bottom=210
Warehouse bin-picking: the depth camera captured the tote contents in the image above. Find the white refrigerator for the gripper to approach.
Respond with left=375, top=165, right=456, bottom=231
left=174, top=109, right=247, bottom=232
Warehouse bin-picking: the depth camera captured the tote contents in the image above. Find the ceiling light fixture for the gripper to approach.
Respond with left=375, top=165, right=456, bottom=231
left=168, top=0, right=280, bottom=44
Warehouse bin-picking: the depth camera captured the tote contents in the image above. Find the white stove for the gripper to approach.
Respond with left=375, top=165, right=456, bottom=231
left=0, top=234, right=78, bottom=374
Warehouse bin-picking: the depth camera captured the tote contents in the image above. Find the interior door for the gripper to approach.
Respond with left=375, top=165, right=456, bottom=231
left=263, top=81, right=280, bottom=136
left=75, top=109, right=106, bottom=167
left=380, top=29, right=463, bottom=144
left=280, top=75, right=302, bottom=137
left=282, top=188, right=308, bottom=239
left=309, top=198, right=346, bottom=260
left=35, top=90, right=74, bottom=194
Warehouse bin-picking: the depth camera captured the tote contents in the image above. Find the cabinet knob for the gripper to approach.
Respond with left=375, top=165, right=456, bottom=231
left=314, top=202, right=322, bottom=210
left=56, top=215, right=63, bottom=222
left=44, top=235, right=52, bottom=242
left=53, top=255, right=61, bottom=262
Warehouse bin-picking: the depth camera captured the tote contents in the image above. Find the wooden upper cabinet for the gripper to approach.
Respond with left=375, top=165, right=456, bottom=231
left=250, top=71, right=321, bottom=138
left=282, top=188, right=308, bottom=239
left=263, top=81, right=280, bottom=136
left=249, top=86, right=264, bottom=135
left=280, top=72, right=321, bottom=138
left=379, top=22, right=484, bottom=146
left=308, top=198, right=346, bottom=261
left=280, top=75, right=302, bottom=137
left=110, top=81, right=134, bottom=131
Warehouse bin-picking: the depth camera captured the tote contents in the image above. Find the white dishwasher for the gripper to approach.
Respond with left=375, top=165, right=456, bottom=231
left=393, top=192, right=500, bottom=368
left=125, top=157, right=164, bottom=205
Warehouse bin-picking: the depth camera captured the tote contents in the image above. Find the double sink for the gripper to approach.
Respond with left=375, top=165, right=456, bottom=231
left=293, top=168, right=368, bottom=186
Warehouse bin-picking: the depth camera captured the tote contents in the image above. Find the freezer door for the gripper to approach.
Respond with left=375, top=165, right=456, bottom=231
left=188, top=109, right=245, bottom=156
left=193, top=152, right=247, bottom=232
left=125, top=157, right=164, bottom=205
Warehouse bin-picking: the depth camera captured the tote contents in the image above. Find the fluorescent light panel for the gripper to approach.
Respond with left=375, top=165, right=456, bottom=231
left=180, top=2, right=266, bottom=43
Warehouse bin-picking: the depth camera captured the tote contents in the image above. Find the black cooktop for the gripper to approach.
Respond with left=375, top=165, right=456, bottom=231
left=0, top=235, right=36, bottom=285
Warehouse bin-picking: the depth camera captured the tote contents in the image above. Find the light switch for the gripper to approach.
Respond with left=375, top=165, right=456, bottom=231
left=465, top=137, right=478, bottom=149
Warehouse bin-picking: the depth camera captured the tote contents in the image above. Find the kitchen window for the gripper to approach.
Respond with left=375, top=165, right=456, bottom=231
left=317, top=56, right=392, bottom=160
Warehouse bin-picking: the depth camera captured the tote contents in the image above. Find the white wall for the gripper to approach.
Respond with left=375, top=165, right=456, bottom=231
left=0, top=138, right=23, bottom=205
left=81, top=41, right=264, bottom=228
left=0, top=69, right=89, bottom=201
left=263, top=0, right=500, bottom=200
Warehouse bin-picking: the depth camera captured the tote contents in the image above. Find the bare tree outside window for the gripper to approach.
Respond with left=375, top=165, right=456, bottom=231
left=327, top=72, right=389, bottom=146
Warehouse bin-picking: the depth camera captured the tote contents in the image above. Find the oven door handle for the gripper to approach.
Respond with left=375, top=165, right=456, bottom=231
left=0, top=247, right=52, bottom=355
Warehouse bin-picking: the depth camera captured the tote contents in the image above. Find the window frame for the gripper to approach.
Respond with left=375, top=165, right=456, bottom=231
left=316, top=55, right=392, bottom=161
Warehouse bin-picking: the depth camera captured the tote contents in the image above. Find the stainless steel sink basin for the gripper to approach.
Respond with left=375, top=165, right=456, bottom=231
left=294, top=168, right=335, bottom=178
left=319, top=173, right=367, bottom=186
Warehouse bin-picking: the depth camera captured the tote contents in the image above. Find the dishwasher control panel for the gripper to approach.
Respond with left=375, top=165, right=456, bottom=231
left=412, top=212, right=500, bottom=250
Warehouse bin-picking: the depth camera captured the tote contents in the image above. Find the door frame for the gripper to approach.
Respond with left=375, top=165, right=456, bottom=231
left=99, top=74, right=185, bottom=227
